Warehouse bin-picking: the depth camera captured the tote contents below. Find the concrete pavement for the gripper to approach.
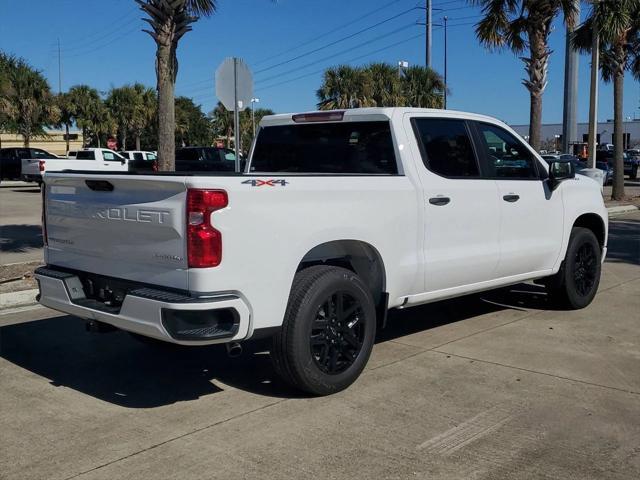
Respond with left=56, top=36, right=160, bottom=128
left=0, top=211, right=638, bottom=479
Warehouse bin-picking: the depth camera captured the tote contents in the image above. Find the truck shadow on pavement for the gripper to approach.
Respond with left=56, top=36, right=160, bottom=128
left=0, top=225, right=43, bottom=252
left=605, top=218, right=640, bottom=265
left=0, top=284, right=558, bottom=407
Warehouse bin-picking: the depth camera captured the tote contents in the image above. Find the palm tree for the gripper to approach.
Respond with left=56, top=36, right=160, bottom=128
left=573, top=0, right=640, bottom=201
left=316, top=65, right=370, bottom=110
left=211, top=101, right=233, bottom=147
left=2, top=58, right=59, bottom=147
left=0, top=53, right=18, bottom=148
left=131, top=83, right=156, bottom=150
left=136, top=0, right=217, bottom=170
left=56, top=92, right=74, bottom=153
left=67, top=85, right=102, bottom=147
left=316, top=63, right=446, bottom=109
left=401, top=66, right=446, bottom=108
left=363, top=63, right=402, bottom=107
left=470, top=0, right=578, bottom=151
left=106, top=85, right=138, bottom=150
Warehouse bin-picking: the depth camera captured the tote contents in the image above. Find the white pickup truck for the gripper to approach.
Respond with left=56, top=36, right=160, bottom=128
left=22, top=148, right=128, bottom=184
left=36, top=108, right=608, bottom=395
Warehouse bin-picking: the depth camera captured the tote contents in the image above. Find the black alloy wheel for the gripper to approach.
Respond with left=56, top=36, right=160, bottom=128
left=310, top=291, right=365, bottom=375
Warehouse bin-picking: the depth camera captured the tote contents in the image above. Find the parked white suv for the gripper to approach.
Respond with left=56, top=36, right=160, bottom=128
left=36, top=108, right=607, bottom=395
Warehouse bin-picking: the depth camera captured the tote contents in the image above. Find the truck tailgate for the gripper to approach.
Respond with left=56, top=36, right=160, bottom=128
left=44, top=174, right=189, bottom=290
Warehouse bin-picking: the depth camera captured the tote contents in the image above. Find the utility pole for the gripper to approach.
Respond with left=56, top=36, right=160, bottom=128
left=57, top=38, right=62, bottom=94
left=587, top=2, right=599, bottom=169
left=443, top=16, right=448, bottom=109
left=426, top=0, right=432, bottom=68
left=561, top=0, right=580, bottom=155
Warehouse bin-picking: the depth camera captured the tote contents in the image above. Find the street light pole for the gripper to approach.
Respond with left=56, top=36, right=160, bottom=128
left=398, top=60, right=408, bottom=78
left=587, top=1, right=600, bottom=169
left=251, top=97, right=260, bottom=139
left=443, top=16, right=448, bottom=110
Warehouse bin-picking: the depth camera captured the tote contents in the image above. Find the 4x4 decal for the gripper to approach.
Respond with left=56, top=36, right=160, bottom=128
left=242, top=179, right=289, bottom=187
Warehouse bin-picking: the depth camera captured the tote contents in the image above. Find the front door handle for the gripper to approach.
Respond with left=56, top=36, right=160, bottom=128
left=503, top=194, right=520, bottom=202
left=429, top=196, right=451, bottom=206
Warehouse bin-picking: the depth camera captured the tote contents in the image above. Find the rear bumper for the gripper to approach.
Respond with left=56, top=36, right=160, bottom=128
left=22, top=174, right=42, bottom=183
left=35, top=267, right=251, bottom=345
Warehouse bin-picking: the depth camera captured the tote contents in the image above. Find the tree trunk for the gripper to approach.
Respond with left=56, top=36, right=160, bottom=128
left=524, top=20, right=551, bottom=152
left=156, top=42, right=176, bottom=171
left=23, top=134, right=30, bottom=148
left=529, top=91, right=542, bottom=151
left=136, top=135, right=141, bottom=151
left=65, top=123, right=70, bottom=153
left=611, top=68, right=625, bottom=201
left=122, top=132, right=127, bottom=151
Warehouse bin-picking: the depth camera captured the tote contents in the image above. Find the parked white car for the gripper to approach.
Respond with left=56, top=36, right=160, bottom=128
left=37, top=108, right=608, bottom=395
left=22, top=148, right=128, bottom=183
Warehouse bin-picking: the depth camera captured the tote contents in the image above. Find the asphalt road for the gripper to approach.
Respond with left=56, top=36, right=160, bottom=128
left=0, top=182, right=43, bottom=264
left=0, top=211, right=638, bottom=480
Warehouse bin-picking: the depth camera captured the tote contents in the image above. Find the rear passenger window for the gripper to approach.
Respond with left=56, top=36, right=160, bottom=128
left=476, top=123, right=538, bottom=179
left=412, top=118, right=479, bottom=177
left=251, top=121, right=398, bottom=174
left=75, top=151, right=95, bottom=160
left=133, top=153, right=144, bottom=161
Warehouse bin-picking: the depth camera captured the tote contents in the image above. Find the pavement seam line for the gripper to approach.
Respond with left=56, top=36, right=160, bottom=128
left=62, top=398, right=287, bottom=480
left=432, top=350, right=640, bottom=396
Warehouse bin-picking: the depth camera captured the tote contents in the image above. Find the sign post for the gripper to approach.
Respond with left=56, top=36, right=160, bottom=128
left=216, top=57, right=253, bottom=172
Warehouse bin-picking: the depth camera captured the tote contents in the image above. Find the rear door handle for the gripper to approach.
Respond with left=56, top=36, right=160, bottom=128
left=503, top=194, right=520, bottom=202
left=429, top=196, right=450, bottom=206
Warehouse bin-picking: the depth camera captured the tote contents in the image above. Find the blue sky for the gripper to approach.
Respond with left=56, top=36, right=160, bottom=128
left=1, top=0, right=639, bottom=125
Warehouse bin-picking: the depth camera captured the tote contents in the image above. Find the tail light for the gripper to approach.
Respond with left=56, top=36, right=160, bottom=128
left=42, top=185, right=48, bottom=246
left=39, top=160, right=45, bottom=172
left=152, top=160, right=158, bottom=172
left=187, top=189, right=228, bottom=268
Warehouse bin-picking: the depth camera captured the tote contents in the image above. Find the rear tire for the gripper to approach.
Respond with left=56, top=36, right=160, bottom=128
left=545, top=227, right=601, bottom=309
left=631, top=165, right=638, bottom=180
left=272, top=266, right=376, bottom=396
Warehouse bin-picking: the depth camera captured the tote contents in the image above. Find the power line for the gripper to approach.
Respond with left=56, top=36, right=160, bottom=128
left=257, top=32, right=427, bottom=93
left=64, top=22, right=143, bottom=58
left=57, top=7, right=140, bottom=53
left=251, top=0, right=407, bottom=67
left=179, top=4, right=421, bottom=91
left=254, top=6, right=419, bottom=75
left=181, top=22, right=418, bottom=99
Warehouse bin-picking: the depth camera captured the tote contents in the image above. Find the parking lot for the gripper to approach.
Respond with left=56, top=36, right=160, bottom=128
left=0, top=181, right=638, bottom=479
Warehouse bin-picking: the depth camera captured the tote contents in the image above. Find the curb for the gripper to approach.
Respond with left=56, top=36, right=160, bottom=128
left=607, top=205, right=639, bottom=215
left=0, top=289, right=39, bottom=311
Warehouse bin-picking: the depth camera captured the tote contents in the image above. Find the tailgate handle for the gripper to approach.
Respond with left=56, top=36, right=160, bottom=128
left=85, top=180, right=114, bottom=192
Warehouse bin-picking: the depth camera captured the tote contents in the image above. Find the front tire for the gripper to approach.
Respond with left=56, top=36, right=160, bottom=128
left=272, top=266, right=376, bottom=396
left=631, top=165, right=638, bottom=180
left=546, top=227, right=601, bottom=309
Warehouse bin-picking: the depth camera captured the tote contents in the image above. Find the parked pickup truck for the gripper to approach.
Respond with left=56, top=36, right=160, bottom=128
left=22, top=148, right=128, bottom=183
left=0, top=147, right=58, bottom=184
left=36, top=108, right=608, bottom=395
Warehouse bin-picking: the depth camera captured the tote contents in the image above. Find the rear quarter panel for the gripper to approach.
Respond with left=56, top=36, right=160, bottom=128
left=185, top=174, right=420, bottom=334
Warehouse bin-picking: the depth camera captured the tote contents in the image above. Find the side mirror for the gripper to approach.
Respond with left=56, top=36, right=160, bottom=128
left=548, top=161, right=575, bottom=190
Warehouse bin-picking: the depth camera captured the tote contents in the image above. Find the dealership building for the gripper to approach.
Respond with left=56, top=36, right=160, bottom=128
left=510, top=119, right=640, bottom=151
